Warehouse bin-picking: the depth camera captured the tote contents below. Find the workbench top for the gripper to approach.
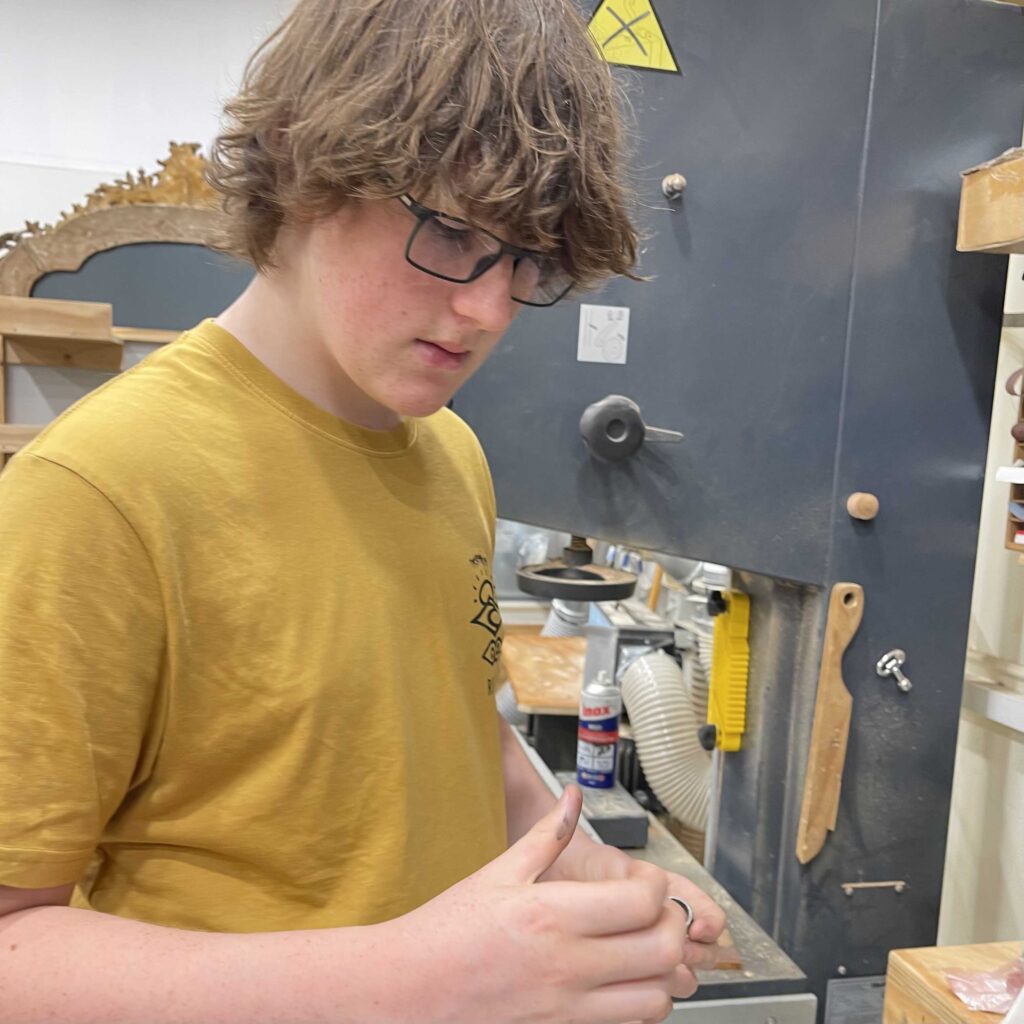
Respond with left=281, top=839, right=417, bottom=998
left=884, top=940, right=1023, bottom=1024
left=628, top=815, right=807, bottom=1001
left=502, top=633, right=584, bottom=715
left=506, top=671, right=807, bottom=1000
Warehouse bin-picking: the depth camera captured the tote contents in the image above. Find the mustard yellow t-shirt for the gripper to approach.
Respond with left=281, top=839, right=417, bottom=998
left=0, top=320, right=508, bottom=932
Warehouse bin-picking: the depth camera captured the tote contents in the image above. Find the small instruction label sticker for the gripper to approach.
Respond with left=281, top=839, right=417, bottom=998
left=588, top=0, right=680, bottom=74
left=578, top=304, right=630, bottom=364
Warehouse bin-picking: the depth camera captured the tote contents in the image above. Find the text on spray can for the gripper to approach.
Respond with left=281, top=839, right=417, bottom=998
left=576, top=670, right=621, bottom=788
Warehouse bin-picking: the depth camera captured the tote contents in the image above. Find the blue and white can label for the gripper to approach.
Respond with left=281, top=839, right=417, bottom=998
left=576, top=679, right=621, bottom=788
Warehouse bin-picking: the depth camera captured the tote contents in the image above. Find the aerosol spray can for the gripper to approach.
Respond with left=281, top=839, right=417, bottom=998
left=576, top=669, right=621, bottom=788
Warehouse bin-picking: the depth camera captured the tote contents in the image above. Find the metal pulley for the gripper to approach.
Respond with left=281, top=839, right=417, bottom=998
left=516, top=535, right=637, bottom=602
left=579, top=395, right=684, bottom=462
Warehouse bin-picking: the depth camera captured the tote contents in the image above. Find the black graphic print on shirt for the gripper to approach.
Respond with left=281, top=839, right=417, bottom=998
left=469, top=554, right=503, bottom=693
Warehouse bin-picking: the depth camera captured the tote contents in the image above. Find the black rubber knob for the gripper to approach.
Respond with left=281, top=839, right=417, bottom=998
left=698, top=724, right=718, bottom=752
left=579, top=396, right=646, bottom=462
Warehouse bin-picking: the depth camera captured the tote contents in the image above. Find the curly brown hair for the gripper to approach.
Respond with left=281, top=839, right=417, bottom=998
left=207, top=0, right=638, bottom=290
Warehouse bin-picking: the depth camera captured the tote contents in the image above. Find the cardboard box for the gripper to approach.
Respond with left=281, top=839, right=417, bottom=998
left=957, top=146, right=1024, bottom=254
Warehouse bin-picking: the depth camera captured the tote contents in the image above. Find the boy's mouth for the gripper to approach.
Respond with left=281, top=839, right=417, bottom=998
left=415, top=339, right=470, bottom=370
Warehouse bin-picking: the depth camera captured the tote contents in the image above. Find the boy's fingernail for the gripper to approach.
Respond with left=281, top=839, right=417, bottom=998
left=555, top=790, right=572, bottom=839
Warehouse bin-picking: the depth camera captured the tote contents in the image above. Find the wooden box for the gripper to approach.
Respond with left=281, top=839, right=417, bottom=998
left=958, top=147, right=1024, bottom=255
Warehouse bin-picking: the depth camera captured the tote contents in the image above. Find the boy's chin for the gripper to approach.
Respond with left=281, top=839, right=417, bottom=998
left=389, top=389, right=458, bottom=420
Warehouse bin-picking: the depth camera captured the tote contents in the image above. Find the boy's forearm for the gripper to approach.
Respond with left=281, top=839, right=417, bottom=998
left=0, top=904, right=414, bottom=1024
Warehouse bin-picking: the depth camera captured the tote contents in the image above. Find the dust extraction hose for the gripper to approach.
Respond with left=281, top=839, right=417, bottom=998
left=620, top=649, right=711, bottom=831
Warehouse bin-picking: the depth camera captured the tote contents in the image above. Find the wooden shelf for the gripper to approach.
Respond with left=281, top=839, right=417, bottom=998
left=958, top=147, right=1024, bottom=256
left=0, top=424, right=43, bottom=454
left=0, top=296, right=122, bottom=372
left=884, top=940, right=1022, bottom=1024
left=112, top=326, right=180, bottom=346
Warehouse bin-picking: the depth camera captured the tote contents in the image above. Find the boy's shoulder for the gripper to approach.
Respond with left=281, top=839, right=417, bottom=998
left=17, top=323, right=229, bottom=489
left=18, top=326, right=491, bottom=495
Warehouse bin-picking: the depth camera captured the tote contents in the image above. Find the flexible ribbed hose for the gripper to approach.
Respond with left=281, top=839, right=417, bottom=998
left=621, top=650, right=711, bottom=831
left=686, top=620, right=713, bottom=723
left=540, top=600, right=589, bottom=638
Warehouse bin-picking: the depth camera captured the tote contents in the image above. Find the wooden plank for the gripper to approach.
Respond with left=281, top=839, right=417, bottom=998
left=502, top=634, right=586, bottom=715
left=0, top=296, right=121, bottom=371
left=884, top=941, right=1022, bottom=1024
left=5, top=337, right=123, bottom=372
left=0, top=296, right=112, bottom=343
left=0, top=424, right=43, bottom=454
left=112, top=326, right=181, bottom=345
left=958, top=148, right=1024, bottom=254
left=796, top=582, right=864, bottom=863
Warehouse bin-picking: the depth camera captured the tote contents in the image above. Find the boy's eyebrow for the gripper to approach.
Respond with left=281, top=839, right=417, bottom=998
left=406, top=193, right=548, bottom=259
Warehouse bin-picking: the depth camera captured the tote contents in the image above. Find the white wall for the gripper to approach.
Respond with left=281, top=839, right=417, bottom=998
left=1, top=0, right=285, bottom=422
left=1, top=0, right=286, bottom=233
left=938, top=269, right=1024, bottom=946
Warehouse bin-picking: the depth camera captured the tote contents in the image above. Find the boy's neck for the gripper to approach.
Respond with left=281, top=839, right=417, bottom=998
left=215, top=275, right=403, bottom=432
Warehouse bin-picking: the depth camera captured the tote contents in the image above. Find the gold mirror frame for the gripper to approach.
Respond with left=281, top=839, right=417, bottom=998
left=0, top=143, right=230, bottom=459
left=0, top=142, right=229, bottom=297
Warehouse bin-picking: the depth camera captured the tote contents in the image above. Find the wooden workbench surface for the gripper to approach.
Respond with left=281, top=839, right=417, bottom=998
left=884, top=940, right=1022, bottom=1024
left=501, top=633, right=585, bottom=715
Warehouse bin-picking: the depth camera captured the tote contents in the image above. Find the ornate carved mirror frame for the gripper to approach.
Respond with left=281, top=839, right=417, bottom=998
left=0, top=143, right=229, bottom=456
left=0, top=142, right=226, bottom=297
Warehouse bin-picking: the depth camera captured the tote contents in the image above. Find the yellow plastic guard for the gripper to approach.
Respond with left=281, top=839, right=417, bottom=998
left=707, top=591, right=751, bottom=751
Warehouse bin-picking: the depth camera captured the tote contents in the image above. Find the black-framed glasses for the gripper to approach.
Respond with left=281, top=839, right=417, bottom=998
left=398, top=195, right=574, bottom=308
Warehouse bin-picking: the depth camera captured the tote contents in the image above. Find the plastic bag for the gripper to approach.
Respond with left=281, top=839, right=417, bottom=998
left=946, top=956, right=1024, bottom=1015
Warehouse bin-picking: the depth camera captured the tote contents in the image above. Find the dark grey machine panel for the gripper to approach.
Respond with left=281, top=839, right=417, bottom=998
left=454, top=0, right=1020, bottom=588
left=32, top=243, right=252, bottom=328
left=454, top=0, right=1024, bottom=1012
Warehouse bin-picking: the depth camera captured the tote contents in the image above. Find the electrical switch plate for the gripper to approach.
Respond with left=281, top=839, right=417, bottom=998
left=578, top=304, right=630, bottom=364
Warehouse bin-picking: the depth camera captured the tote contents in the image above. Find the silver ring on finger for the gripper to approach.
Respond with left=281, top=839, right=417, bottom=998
left=667, top=896, right=694, bottom=933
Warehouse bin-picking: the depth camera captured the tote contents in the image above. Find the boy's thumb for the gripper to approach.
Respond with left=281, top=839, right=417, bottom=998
left=490, top=785, right=583, bottom=885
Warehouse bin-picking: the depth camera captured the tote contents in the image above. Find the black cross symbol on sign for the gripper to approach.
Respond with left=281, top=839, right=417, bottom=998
left=602, top=8, right=651, bottom=57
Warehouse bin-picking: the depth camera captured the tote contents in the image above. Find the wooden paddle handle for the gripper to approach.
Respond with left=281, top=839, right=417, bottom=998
left=796, top=582, right=865, bottom=864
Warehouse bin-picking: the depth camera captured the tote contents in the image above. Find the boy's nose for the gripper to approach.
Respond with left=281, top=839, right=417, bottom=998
left=450, top=257, right=520, bottom=333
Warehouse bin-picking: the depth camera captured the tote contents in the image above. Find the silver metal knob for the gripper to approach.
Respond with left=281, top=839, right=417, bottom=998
left=876, top=649, right=912, bottom=693
left=661, top=173, right=688, bottom=199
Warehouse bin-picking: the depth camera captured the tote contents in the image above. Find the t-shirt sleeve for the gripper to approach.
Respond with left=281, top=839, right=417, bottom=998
left=0, top=454, right=165, bottom=887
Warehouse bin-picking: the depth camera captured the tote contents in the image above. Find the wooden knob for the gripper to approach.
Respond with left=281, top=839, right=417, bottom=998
left=847, top=492, right=880, bottom=521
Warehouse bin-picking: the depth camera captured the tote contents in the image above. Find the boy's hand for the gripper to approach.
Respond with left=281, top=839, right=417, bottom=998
left=388, top=785, right=691, bottom=1024
left=550, top=837, right=727, bottom=988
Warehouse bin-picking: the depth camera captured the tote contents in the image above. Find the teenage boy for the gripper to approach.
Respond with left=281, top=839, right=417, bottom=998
left=0, top=2, right=724, bottom=1021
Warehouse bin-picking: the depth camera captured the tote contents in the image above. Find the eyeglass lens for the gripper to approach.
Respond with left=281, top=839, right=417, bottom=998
left=408, top=213, right=571, bottom=306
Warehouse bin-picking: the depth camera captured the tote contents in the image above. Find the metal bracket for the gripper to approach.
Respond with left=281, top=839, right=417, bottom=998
left=841, top=880, right=908, bottom=896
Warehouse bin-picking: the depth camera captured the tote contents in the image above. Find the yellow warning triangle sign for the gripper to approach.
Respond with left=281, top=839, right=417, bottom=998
left=588, top=0, right=679, bottom=73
